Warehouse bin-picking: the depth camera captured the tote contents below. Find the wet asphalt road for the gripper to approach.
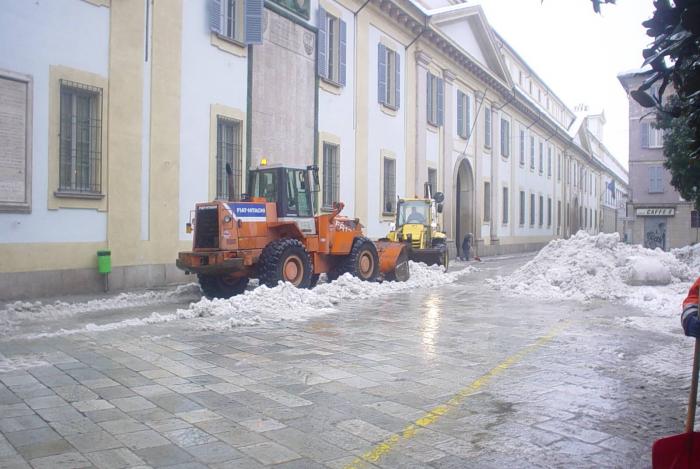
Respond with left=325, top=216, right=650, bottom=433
left=0, top=254, right=692, bottom=468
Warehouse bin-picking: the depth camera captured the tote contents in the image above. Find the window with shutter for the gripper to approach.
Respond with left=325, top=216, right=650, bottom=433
left=530, top=193, right=535, bottom=226
left=437, top=78, right=444, bottom=126
left=210, top=0, right=249, bottom=43
left=500, top=118, right=510, bottom=157
left=641, top=122, right=650, bottom=148
left=318, top=10, right=346, bottom=87
left=519, top=129, right=525, bottom=166
left=378, top=45, right=399, bottom=110
left=484, top=108, right=492, bottom=148
left=244, top=0, right=263, bottom=44
left=377, top=44, right=386, bottom=105
left=457, top=90, right=464, bottom=138
left=483, top=182, right=491, bottom=222
left=519, top=191, right=525, bottom=225
left=502, top=187, right=509, bottom=224
left=547, top=146, right=552, bottom=178
left=539, top=196, right=543, bottom=226
left=547, top=198, right=552, bottom=227
left=530, top=135, right=535, bottom=170
left=538, top=141, right=543, bottom=174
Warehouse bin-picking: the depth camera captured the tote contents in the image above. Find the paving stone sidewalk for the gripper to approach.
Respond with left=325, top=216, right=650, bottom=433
left=0, top=256, right=688, bottom=468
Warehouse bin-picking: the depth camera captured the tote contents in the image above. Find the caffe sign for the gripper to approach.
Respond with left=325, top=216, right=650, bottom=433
left=636, top=208, right=675, bottom=216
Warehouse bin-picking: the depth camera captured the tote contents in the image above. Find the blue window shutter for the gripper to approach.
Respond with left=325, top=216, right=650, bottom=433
left=426, top=74, right=433, bottom=124
left=641, top=122, right=650, bottom=148
left=485, top=108, right=491, bottom=146
left=394, top=51, right=400, bottom=108
left=466, top=94, right=471, bottom=137
left=377, top=44, right=386, bottom=105
left=317, top=8, right=327, bottom=79
left=339, top=19, right=347, bottom=86
left=244, top=0, right=263, bottom=44
left=437, top=78, right=444, bottom=126
left=457, top=91, right=464, bottom=138
left=209, top=0, right=223, bottom=34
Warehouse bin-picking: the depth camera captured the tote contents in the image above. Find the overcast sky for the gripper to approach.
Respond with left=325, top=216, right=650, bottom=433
left=477, top=0, right=655, bottom=169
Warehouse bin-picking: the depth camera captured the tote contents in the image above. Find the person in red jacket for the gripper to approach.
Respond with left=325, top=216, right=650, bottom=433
left=682, top=277, right=700, bottom=337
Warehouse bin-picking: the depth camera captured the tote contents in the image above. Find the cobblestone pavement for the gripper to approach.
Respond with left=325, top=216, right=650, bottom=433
left=0, top=254, right=693, bottom=468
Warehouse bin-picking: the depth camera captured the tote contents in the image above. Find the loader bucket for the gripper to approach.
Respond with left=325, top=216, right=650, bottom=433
left=375, top=241, right=410, bottom=282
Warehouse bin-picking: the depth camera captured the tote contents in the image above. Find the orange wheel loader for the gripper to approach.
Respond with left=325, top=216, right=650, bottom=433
left=176, top=163, right=410, bottom=298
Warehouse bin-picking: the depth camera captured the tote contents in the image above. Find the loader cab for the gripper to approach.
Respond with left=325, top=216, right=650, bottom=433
left=248, top=165, right=317, bottom=218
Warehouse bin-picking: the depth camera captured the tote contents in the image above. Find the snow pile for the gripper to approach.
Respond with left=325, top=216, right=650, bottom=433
left=490, top=231, right=698, bottom=314
left=27, top=262, right=475, bottom=338
left=672, top=243, right=700, bottom=273
left=1, top=283, right=202, bottom=327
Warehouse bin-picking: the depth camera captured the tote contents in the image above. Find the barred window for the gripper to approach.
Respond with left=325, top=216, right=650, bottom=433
left=58, top=80, right=102, bottom=194
left=216, top=116, right=242, bottom=200
left=322, top=143, right=340, bottom=210
left=383, top=157, right=396, bottom=214
left=692, top=211, right=699, bottom=228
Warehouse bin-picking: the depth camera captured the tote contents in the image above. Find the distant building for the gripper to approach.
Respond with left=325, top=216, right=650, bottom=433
left=618, top=69, right=697, bottom=250
left=0, top=0, right=629, bottom=299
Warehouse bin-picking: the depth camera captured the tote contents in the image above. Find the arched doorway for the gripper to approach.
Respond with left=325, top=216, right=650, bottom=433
left=455, top=158, right=474, bottom=257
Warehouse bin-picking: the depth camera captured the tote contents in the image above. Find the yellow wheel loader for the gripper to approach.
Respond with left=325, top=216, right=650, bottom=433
left=384, top=184, right=449, bottom=271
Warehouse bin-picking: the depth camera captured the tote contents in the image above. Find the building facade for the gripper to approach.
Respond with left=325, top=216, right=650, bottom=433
left=618, top=70, right=697, bottom=250
left=0, top=0, right=627, bottom=300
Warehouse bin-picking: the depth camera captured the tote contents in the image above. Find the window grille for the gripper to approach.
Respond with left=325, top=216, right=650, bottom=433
left=322, top=143, right=340, bottom=210
left=383, top=157, right=396, bottom=214
left=216, top=116, right=242, bottom=200
left=58, top=80, right=103, bottom=194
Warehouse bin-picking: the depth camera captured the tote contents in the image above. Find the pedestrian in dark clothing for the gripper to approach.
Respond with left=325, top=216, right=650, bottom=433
left=461, top=233, right=472, bottom=261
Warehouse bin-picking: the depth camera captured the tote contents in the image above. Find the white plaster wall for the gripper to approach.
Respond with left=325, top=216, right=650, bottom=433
left=179, top=0, right=249, bottom=240
left=425, top=129, right=438, bottom=168
left=439, top=20, right=488, bottom=69
left=317, top=0, right=356, bottom=218
left=366, top=26, right=405, bottom=239
left=0, top=0, right=109, bottom=244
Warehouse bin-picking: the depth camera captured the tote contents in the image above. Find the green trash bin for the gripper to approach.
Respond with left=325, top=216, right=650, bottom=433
left=97, top=250, right=111, bottom=274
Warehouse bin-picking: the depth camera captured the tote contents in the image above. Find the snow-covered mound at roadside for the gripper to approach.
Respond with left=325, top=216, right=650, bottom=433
left=27, top=262, right=475, bottom=338
left=489, top=231, right=697, bottom=314
left=672, top=243, right=700, bottom=274
left=1, top=283, right=202, bottom=327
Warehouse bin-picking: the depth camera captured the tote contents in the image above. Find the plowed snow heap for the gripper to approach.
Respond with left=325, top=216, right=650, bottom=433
left=490, top=232, right=699, bottom=310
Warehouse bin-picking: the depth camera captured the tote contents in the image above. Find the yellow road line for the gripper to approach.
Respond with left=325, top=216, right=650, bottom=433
left=343, top=321, right=570, bottom=469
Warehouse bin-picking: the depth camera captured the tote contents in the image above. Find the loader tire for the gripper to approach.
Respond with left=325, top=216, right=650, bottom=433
left=198, top=274, right=249, bottom=299
left=331, top=237, right=379, bottom=282
left=258, top=238, right=312, bottom=288
left=308, top=274, right=320, bottom=289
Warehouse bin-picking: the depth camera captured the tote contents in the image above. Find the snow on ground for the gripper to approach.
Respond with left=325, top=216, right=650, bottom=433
left=22, top=262, right=475, bottom=339
left=0, top=283, right=202, bottom=335
left=489, top=232, right=699, bottom=335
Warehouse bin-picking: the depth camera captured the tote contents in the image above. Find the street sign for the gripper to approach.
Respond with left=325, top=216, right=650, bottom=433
left=636, top=208, right=675, bottom=216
